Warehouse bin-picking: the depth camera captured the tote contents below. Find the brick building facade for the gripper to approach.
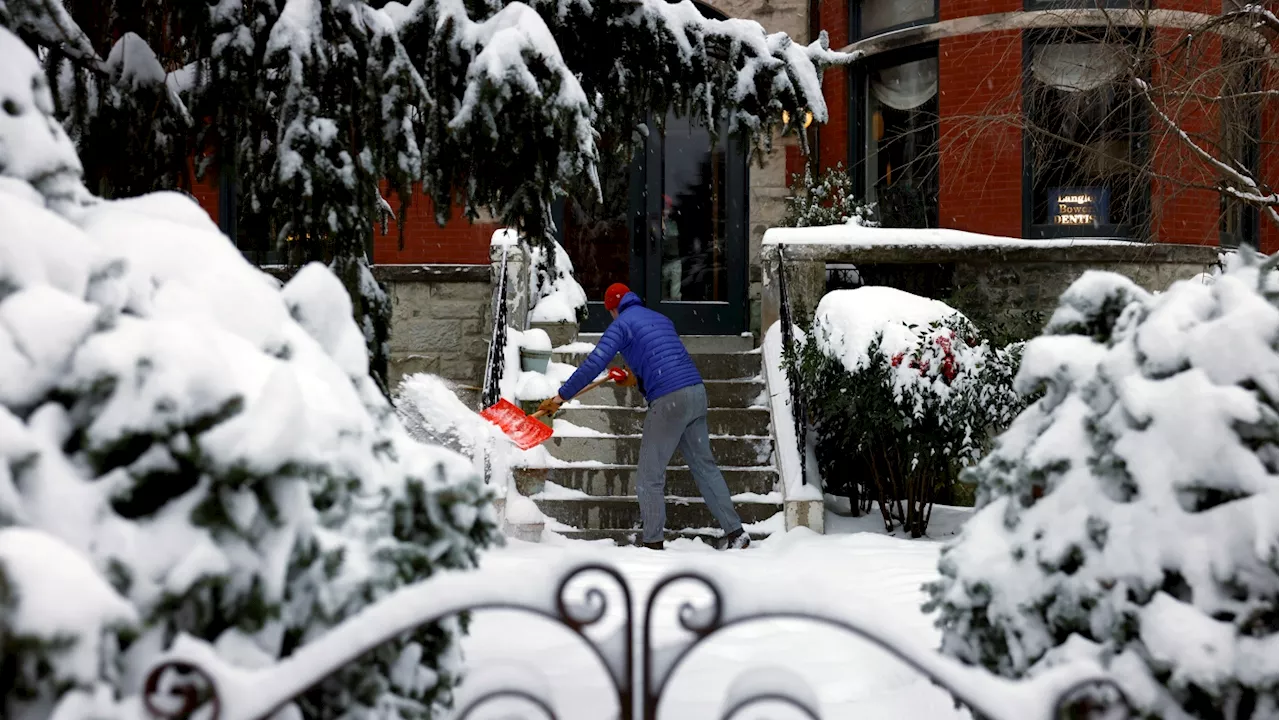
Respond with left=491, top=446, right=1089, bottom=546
left=816, top=0, right=1277, bottom=253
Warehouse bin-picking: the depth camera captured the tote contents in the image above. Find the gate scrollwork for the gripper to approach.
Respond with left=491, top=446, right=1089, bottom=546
left=141, top=560, right=1131, bottom=720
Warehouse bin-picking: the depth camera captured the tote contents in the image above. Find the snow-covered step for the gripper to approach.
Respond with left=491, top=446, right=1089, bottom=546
left=534, top=496, right=781, bottom=529
left=576, top=333, right=754, bottom=354
left=551, top=351, right=762, bottom=380
left=554, top=406, right=770, bottom=436
left=544, top=435, right=773, bottom=466
left=572, top=378, right=766, bottom=408
left=514, top=465, right=778, bottom=498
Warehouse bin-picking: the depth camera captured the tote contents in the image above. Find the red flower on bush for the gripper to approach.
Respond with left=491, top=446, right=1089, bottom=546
left=891, top=352, right=905, bottom=367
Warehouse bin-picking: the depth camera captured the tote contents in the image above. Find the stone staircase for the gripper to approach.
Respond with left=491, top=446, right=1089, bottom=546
left=512, top=334, right=783, bottom=545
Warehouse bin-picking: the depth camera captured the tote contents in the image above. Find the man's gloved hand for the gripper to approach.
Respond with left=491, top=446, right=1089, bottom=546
left=609, top=367, right=637, bottom=387
left=536, top=395, right=563, bottom=417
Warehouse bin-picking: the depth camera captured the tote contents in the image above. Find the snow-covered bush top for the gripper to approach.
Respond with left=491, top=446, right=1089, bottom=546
left=0, top=27, right=498, bottom=720
left=812, top=287, right=1020, bottom=462
left=926, top=256, right=1279, bottom=719
left=528, top=239, right=587, bottom=325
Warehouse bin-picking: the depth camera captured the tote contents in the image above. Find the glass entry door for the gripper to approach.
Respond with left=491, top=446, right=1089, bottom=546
left=645, top=116, right=747, bottom=333
left=561, top=116, right=747, bottom=335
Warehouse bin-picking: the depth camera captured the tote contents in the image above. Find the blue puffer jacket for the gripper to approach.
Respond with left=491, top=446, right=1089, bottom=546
left=558, top=292, right=702, bottom=404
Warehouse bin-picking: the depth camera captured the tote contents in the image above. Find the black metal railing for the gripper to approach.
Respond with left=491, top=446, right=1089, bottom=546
left=139, top=561, right=1134, bottom=720
left=479, top=245, right=510, bottom=485
left=776, top=249, right=809, bottom=486
left=482, top=246, right=510, bottom=412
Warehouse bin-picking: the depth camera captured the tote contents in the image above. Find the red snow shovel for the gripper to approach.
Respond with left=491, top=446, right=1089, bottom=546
left=481, top=370, right=626, bottom=451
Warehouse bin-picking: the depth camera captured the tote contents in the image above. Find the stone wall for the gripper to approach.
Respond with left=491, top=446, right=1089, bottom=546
left=762, top=240, right=1221, bottom=334
left=379, top=265, right=493, bottom=393
left=260, top=263, right=493, bottom=397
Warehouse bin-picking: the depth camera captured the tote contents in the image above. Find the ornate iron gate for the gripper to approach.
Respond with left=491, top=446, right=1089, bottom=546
left=140, top=560, right=1131, bottom=720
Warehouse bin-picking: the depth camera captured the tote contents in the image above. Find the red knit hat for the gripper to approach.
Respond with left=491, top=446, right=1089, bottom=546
left=604, top=283, right=630, bottom=312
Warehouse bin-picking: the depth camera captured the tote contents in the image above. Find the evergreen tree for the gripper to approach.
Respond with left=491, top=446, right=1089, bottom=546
left=1, top=0, right=846, bottom=393
left=0, top=28, right=498, bottom=720
left=924, top=256, right=1279, bottom=718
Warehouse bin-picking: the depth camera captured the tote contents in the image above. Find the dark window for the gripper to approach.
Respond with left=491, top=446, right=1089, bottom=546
left=862, top=47, right=939, bottom=228
left=852, top=0, right=937, bottom=40
left=1025, top=34, right=1147, bottom=238
left=1219, top=37, right=1264, bottom=249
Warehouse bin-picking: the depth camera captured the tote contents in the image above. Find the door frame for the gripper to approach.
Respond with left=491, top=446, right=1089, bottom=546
left=563, top=120, right=749, bottom=335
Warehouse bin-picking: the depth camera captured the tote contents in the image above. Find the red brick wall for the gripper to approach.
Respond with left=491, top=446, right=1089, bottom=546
left=817, top=0, right=850, bottom=172
left=939, top=0, right=1018, bottom=20
left=1148, top=28, right=1221, bottom=247
left=937, top=29, right=1023, bottom=237
left=373, top=185, right=495, bottom=265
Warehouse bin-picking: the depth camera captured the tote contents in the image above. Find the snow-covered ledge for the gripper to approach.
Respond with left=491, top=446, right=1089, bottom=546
left=762, top=322, right=824, bottom=533
left=761, top=224, right=1219, bottom=336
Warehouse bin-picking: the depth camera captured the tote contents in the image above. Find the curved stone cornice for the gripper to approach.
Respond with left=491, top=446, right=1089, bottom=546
left=842, top=8, right=1276, bottom=59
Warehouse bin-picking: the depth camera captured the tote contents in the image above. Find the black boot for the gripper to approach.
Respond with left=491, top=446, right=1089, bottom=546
left=718, top=529, right=750, bottom=551
left=642, top=540, right=664, bottom=550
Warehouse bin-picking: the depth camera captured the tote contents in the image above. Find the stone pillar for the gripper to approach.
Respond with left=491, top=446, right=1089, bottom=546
left=489, top=233, right=531, bottom=334
left=761, top=245, right=826, bottom=332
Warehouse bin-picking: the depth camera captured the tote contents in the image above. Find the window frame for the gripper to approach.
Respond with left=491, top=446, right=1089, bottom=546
left=1218, top=37, right=1263, bottom=250
left=1020, top=28, right=1151, bottom=241
left=848, top=0, right=939, bottom=42
left=852, top=42, right=942, bottom=228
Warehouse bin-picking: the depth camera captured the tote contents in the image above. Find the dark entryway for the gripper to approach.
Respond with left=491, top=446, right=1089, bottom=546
left=557, top=113, right=749, bottom=335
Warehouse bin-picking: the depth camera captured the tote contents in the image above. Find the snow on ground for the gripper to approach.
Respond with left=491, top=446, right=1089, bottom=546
left=461, top=515, right=972, bottom=719
left=823, top=498, right=974, bottom=540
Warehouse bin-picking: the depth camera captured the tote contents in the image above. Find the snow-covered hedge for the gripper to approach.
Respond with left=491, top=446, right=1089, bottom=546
left=925, top=255, right=1279, bottom=718
left=0, top=29, right=499, bottom=720
left=786, top=287, right=1029, bottom=537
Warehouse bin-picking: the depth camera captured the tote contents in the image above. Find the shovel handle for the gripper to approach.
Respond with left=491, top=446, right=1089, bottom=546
left=528, top=375, right=614, bottom=419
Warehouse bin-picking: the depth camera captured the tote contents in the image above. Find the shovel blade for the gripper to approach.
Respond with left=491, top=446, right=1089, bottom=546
left=509, top=417, right=554, bottom=451
left=480, top=398, right=555, bottom=450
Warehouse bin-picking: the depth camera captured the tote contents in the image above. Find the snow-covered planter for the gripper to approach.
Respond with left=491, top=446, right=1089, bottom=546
left=786, top=287, right=1029, bottom=537
left=0, top=29, right=499, bottom=720
left=925, top=255, right=1279, bottom=719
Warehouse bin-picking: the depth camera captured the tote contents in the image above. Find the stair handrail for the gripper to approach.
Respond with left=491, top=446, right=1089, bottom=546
left=775, top=247, right=809, bottom=486
left=479, top=243, right=510, bottom=485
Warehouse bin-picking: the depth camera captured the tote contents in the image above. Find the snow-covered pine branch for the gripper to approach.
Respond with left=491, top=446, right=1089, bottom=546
left=0, top=28, right=500, bottom=719
left=926, top=254, right=1279, bottom=719
left=3, top=0, right=851, bottom=388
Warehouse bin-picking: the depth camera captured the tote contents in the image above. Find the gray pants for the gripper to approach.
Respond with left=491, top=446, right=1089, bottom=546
left=638, top=384, right=743, bottom=543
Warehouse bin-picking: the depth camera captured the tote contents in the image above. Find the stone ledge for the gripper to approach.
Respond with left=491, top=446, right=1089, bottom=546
left=374, top=264, right=490, bottom=283
left=763, top=241, right=1219, bottom=266
left=258, top=263, right=490, bottom=284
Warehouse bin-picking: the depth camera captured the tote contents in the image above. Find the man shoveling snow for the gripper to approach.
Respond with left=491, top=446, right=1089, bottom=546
left=538, top=284, right=748, bottom=551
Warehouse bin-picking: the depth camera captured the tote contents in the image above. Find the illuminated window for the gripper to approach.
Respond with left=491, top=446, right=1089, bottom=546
left=1026, top=32, right=1146, bottom=237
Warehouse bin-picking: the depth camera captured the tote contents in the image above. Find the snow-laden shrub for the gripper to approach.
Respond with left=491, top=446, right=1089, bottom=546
left=528, top=238, right=588, bottom=326
left=787, top=287, right=1028, bottom=536
left=925, top=255, right=1279, bottom=719
left=0, top=29, right=499, bottom=720
left=783, top=163, right=876, bottom=228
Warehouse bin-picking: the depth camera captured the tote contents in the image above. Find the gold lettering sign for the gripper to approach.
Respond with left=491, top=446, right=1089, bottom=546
left=1053, top=191, right=1097, bottom=226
